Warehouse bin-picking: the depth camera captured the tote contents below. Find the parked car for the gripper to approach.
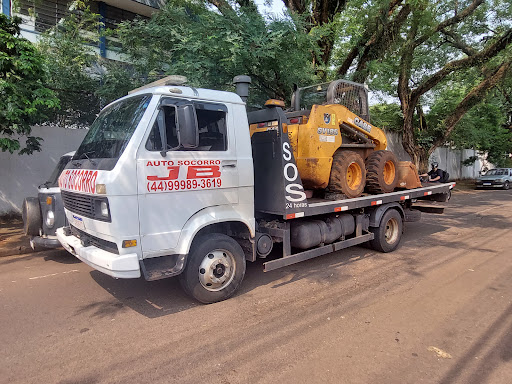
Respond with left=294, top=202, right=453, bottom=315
left=475, top=168, right=512, bottom=190
left=22, top=152, right=74, bottom=250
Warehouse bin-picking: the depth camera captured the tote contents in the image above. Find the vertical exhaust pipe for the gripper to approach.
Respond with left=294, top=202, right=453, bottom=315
left=233, top=75, right=251, bottom=103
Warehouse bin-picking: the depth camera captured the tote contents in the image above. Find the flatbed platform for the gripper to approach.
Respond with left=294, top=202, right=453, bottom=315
left=282, top=182, right=456, bottom=219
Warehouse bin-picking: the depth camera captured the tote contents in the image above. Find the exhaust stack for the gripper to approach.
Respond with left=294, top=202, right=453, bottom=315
left=233, top=75, right=251, bottom=103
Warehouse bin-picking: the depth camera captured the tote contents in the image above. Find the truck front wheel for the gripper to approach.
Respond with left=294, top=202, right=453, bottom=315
left=369, top=209, right=403, bottom=252
left=179, top=234, right=246, bottom=303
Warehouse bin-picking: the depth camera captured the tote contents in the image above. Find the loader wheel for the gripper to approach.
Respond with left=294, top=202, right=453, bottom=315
left=328, top=151, right=366, bottom=198
left=365, top=150, right=399, bottom=194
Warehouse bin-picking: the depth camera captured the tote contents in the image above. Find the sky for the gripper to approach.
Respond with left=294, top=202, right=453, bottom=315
left=254, top=0, right=287, bottom=17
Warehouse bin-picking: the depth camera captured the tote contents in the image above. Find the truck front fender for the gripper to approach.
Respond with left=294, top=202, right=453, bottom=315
left=174, top=205, right=256, bottom=256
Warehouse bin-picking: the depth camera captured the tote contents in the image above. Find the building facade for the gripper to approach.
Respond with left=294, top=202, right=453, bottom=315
left=1, top=0, right=164, bottom=60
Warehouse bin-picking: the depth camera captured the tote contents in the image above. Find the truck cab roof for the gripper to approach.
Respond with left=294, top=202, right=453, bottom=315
left=127, top=85, right=245, bottom=106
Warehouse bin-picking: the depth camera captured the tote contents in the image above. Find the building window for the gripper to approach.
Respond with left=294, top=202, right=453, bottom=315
left=17, top=1, right=145, bottom=33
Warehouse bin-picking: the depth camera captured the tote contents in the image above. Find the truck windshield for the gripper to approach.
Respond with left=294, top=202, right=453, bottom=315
left=43, top=155, right=73, bottom=188
left=74, top=95, right=151, bottom=161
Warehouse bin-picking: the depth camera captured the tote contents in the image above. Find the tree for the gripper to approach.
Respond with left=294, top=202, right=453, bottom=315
left=37, top=2, right=104, bottom=127
left=281, top=0, right=348, bottom=75
left=37, top=1, right=137, bottom=127
left=333, top=0, right=512, bottom=171
left=116, top=1, right=317, bottom=105
left=0, top=14, right=58, bottom=154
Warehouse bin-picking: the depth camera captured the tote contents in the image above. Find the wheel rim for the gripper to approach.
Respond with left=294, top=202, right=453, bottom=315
left=383, top=160, right=396, bottom=185
left=198, top=249, right=236, bottom=292
left=346, top=162, right=362, bottom=189
left=384, top=218, right=399, bottom=244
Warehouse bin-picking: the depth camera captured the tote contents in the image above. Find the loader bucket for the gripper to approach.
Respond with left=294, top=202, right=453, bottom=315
left=396, top=161, right=423, bottom=189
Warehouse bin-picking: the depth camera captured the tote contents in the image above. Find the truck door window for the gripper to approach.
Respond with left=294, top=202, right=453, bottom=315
left=146, top=107, right=179, bottom=151
left=196, top=106, right=227, bottom=151
left=146, top=102, right=227, bottom=152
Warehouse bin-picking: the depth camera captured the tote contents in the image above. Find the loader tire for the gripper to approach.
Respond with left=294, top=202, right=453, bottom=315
left=328, top=151, right=366, bottom=198
left=365, top=150, right=398, bottom=194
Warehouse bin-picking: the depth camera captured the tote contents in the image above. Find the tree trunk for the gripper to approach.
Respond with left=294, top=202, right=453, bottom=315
left=417, top=149, right=430, bottom=174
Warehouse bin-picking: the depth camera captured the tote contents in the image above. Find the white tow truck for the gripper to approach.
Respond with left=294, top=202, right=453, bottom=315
left=57, top=76, right=454, bottom=303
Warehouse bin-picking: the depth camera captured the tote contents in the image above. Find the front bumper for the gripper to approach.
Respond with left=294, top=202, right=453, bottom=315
left=475, top=182, right=505, bottom=188
left=30, top=235, right=61, bottom=249
left=56, top=227, right=140, bottom=279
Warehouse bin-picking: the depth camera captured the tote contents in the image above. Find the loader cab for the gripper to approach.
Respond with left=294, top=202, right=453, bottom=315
left=290, top=79, right=370, bottom=122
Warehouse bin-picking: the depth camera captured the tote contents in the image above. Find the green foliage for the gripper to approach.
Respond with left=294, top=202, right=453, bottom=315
left=369, top=103, right=403, bottom=132
left=449, top=99, right=512, bottom=167
left=0, top=14, right=59, bottom=154
left=37, top=2, right=103, bottom=127
left=336, top=0, right=512, bottom=165
left=37, top=1, right=138, bottom=127
left=461, top=155, right=479, bottom=167
left=116, top=1, right=317, bottom=106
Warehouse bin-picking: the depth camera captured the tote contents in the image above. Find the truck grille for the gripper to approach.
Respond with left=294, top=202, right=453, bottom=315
left=70, top=225, right=119, bottom=255
left=62, top=190, right=94, bottom=218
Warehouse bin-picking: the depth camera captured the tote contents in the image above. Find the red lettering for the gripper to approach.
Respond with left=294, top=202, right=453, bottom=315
left=187, top=165, right=221, bottom=179
left=147, top=166, right=180, bottom=181
left=91, top=171, right=98, bottom=193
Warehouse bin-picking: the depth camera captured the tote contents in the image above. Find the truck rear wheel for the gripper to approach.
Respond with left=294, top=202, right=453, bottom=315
left=365, top=150, right=398, bottom=193
left=369, top=209, right=403, bottom=252
left=328, top=151, right=366, bottom=198
left=22, top=197, right=42, bottom=237
left=179, top=233, right=246, bottom=303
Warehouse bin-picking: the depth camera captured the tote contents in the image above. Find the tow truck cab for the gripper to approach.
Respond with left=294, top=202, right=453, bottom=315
left=57, top=86, right=255, bottom=280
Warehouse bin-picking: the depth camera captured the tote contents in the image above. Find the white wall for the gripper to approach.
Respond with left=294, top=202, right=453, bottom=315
left=0, top=126, right=87, bottom=215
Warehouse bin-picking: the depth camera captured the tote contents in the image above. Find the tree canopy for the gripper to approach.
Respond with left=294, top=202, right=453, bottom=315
left=11, top=0, right=511, bottom=165
left=115, top=0, right=318, bottom=105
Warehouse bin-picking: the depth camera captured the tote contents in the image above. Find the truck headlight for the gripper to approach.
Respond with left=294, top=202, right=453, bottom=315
left=495, top=179, right=503, bottom=183
left=93, top=198, right=111, bottom=221
left=46, top=210, right=55, bottom=227
left=100, top=201, right=109, bottom=217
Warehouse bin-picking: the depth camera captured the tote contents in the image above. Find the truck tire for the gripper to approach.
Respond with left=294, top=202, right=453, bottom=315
left=328, top=151, right=366, bottom=198
left=504, top=181, right=510, bottom=190
left=179, top=233, right=246, bottom=304
left=369, top=209, right=403, bottom=252
left=365, top=150, right=398, bottom=194
left=22, top=197, right=42, bottom=237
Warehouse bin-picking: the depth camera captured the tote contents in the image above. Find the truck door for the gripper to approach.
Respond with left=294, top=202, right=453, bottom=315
left=136, top=100, right=239, bottom=257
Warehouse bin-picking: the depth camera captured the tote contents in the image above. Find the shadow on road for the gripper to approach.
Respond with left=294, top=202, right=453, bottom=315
left=0, top=248, right=78, bottom=265
left=439, top=302, right=512, bottom=384
left=84, top=220, right=449, bottom=320
left=74, top=189, right=511, bottom=320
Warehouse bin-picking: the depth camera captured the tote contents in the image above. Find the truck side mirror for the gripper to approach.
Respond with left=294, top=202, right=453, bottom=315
left=177, top=104, right=199, bottom=149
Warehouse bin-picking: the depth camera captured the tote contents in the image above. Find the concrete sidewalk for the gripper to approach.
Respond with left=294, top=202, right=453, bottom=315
left=0, top=219, right=34, bottom=257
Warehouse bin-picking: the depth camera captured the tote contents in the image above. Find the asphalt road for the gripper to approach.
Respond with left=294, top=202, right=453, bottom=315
left=1, top=188, right=511, bottom=384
